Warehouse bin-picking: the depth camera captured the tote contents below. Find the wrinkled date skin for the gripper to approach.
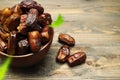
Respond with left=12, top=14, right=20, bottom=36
left=17, top=39, right=30, bottom=55
left=20, top=0, right=37, bottom=13
left=25, top=8, right=39, bottom=27
left=20, top=0, right=44, bottom=14
left=7, top=31, right=17, bottom=55
left=56, top=45, right=70, bottom=63
left=38, top=13, right=52, bottom=27
left=3, top=13, right=20, bottom=32
left=17, top=14, right=28, bottom=35
left=28, top=31, right=41, bottom=52
left=67, top=52, right=86, bottom=67
left=0, top=37, right=7, bottom=52
left=58, top=33, right=75, bottom=46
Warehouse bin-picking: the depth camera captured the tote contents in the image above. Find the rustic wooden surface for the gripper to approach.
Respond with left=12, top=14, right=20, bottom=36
left=0, top=0, right=120, bottom=80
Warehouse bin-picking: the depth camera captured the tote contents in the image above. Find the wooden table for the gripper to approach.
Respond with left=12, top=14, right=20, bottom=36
left=0, top=0, right=120, bottom=80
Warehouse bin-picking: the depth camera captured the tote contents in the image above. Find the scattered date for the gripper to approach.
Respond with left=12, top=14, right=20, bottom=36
left=56, top=45, right=70, bottom=63
left=57, top=33, right=86, bottom=67
left=67, top=52, right=86, bottom=67
left=58, top=33, right=75, bottom=46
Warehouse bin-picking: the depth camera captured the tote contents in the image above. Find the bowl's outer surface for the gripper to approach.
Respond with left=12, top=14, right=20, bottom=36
left=0, top=28, right=54, bottom=67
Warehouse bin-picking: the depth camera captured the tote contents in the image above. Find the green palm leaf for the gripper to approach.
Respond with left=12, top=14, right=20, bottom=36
left=50, top=14, right=64, bottom=28
left=0, top=57, right=12, bottom=80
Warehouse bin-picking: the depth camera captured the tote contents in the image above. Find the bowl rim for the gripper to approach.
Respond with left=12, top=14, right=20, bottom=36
left=0, top=28, right=54, bottom=58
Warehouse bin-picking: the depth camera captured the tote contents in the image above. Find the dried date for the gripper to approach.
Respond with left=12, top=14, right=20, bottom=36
left=11, top=4, right=22, bottom=14
left=58, top=33, right=75, bottom=46
left=67, top=52, right=86, bottom=67
left=38, top=13, right=52, bottom=27
left=56, top=45, right=70, bottom=63
left=3, top=13, right=20, bottom=32
left=20, top=0, right=37, bottom=13
left=20, top=14, right=28, bottom=23
left=7, top=31, right=17, bottom=55
left=17, top=39, right=30, bottom=55
left=17, top=23, right=27, bottom=35
left=20, top=0, right=44, bottom=14
left=0, top=37, right=7, bottom=52
left=41, top=26, right=52, bottom=44
left=28, top=31, right=41, bottom=52
left=0, top=7, right=12, bottom=25
left=0, top=27, right=9, bottom=41
left=25, top=8, right=39, bottom=27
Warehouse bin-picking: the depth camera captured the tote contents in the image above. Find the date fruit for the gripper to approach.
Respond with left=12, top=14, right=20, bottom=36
left=58, top=33, right=75, bottom=46
left=25, top=8, right=38, bottom=27
left=0, top=27, right=9, bottom=40
left=0, top=37, right=7, bottom=52
left=20, top=0, right=44, bottom=14
left=28, top=31, right=41, bottom=52
left=3, top=13, right=20, bottom=32
left=20, top=14, right=28, bottom=23
left=17, top=39, right=30, bottom=55
left=1, top=7, right=12, bottom=17
left=41, top=26, right=52, bottom=44
left=32, top=24, right=42, bottom=32
left=7, top=31, right=17, bottom=55
left=67, top=52, right=86, bottom=67
left=0, top=7, right=12, bottom=24
left=56, top=45, right=70, bottom=63
left=11, top=4, right=22, bottom=15
left=20, top=0, right=37, bottom=13
left=17, top=23, right=27, bottom=35
left=38, top=13, right=52, bottom=27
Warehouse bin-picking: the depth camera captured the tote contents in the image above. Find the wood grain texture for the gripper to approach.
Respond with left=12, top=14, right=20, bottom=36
left=0, top=0, right=120, bottom=80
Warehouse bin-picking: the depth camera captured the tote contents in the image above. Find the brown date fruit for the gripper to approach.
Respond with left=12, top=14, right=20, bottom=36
left=20, top=0, right=37, bottom=13
left=41, top=26, right=52, bottom=44
left=32, top=3, right=44, bottom=15
left=28, top=31, right=41, bottom=52
left=1, top=7, right=12, bottom=17
left=20, top=0, right=44, bottom=14
left=7, top=31, right=17, bottom=55
left=25, top=8, right=39, bottom=27
left=38, top=13, right=52, bottom=27
left=0, top=37, right=7, bottom=52
left=0, top=7, right=12, bottom=24
left=58, top=33, right=75, bottom=46
left=56, top=45, right=70, bottom=63
left=17, top=23, right=27, bottom=34
left=11, top=4, right=22, bottom=14
left=67, top=52, right=86, bottom=67
left=3, top=13, right=20, bottom=32
left=0, top=27, right=9, bottom=41
left=32, top=24, right=42, bottom=32
left=20, top=14, right=28, bottom=23
left=17, top=39, right=30, bottom=55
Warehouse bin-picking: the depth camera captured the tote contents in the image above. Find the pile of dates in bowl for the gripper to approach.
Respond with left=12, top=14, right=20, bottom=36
left=0, top=0, right=54, bottom=67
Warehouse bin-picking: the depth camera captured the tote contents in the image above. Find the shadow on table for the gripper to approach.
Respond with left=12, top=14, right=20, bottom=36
left=9, top=47, right=61, bottom=77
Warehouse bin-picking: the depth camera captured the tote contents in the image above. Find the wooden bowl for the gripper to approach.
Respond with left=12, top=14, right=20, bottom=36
left=0, top=28, right=54, bottom=67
